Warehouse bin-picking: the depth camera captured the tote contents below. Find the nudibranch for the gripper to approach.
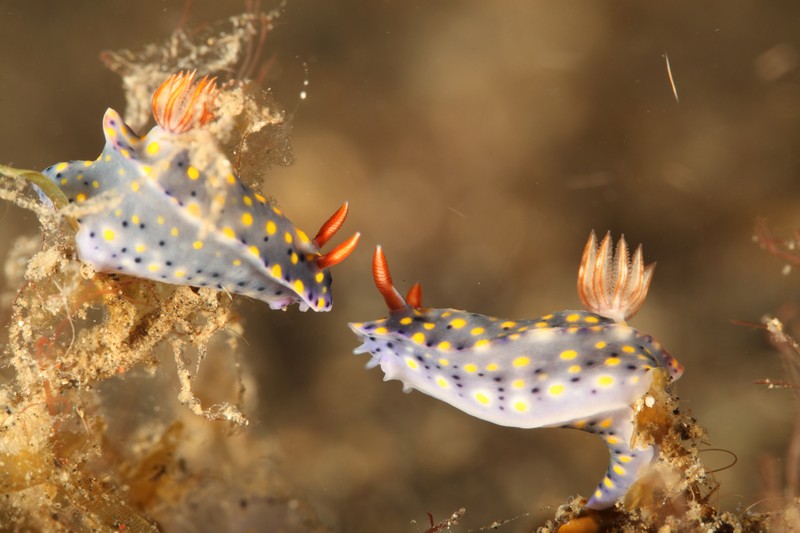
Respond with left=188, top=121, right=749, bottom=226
left=40, top=71, right=359, bottom=311
left=349, top=233, right=684, bottom=509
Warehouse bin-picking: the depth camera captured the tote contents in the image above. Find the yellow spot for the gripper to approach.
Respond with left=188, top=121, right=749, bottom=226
left=559, top=349, right=578, bottom=360
left=585, top=315, right=600, bottom=324
left=284, top=232, right=293, bottom=243
left=622, top=345, right=636, bottom=353
left=249, top=246, right=260, bottom=258
left=135, top=244, right=146, bottom=253
left=317, top=297, right=326, bottom=308
left=513, top=400, right=529, bottom=413
left=118, top=167, right=127, bottom=176
left=103, top=229, right=115, bottom=242
left=129, top=180, right=140, bottom=193
left=535, top=321, right=548, bottom=328
left=548, top=384, right=565, bottom=396
left=255, top=193, right=267, bottom=203
left=148, top=264, right=159, bottom=272
left=242, top=212, right=254, bottom=226
left=296, top=229, right=310, bottom=243
left=156, top=215, right=164, bottom=225
left=60, top=178, right=68, bottom=186
left=512, top=379, right=525, bottom=389
left=291, top=252, right=299, bottom=265
left=486, top=363, right=499, bottom=371
left=423, top=322, right=435, bottom=330
left=294, top=279, right=305, bottom=294
left=226, top=174, right=236, bottom=184
left=603, top=477, right=615, bottom=489
left=83, top=161, right=92, bottom=167
left=193, top=240, right=203, bottom=250
left=272, top=264, right=283, bottom=278
left=92, top=180, right=99, bottom=189
left=222, top=227, right=235, bottom=239
left=146, top=142, right=160, bottom=155
left=573, top=419, right=588, bottom=429
left=599, top=418, right=613, bottom=428
left=405, top=357, right=419, bottom=370
left=243, top=195, right=252, bottom=206
left=474, top=392, right=490, bottom=405
left=114, top=209, right=122, bottom=217
left=273, top=207, right=282, bottom=216
left=464, top=364, right=478, bottom=373
left=595, top=489, right=603, bottom=499
left=474, top=339, right=490, bottom=349
left=568, top=365, right=581, bottom=374
left=436, top=377, right=449, bottom=389
left=566, top=313, right=580, bottom=322
left=75, top=193, right=87, bottom=203
left=141, top=165, right=153, bottom=176
left=174, top=270, right=186, bottom=278
left=607, top=436, right=621, bottom=445
left=374, top=327, right=388, bottom=335
left=437, top=341, right=451, bottom=351
left=438, top=358, right=449, bottom=367
left=171, top=227, right=179, bottom=237
left=233, top=259, right=242, bottom=266
left=400, top=317, right=413, bottom=325
left=55, top=163, right=68, bottom=172
left=131, top=215, right=141, bottom=225
left=595, top=341, right=607, bottom=349
left=411, top=333, right=425, bottom=344
left=630, top=376, right=640, bottom=385
left=315, top=272, right=325, bottom=283
left=450, top=318, right=466, bottom=329
left=471, top=327, right=485, bottom=335
left=597, top=375, right=614, bottom=387
left=500, top=321, right=516, bottom=329
left=266, top=220, right=277, bottom=235
left=512, top=356, right=530, bottom=368
left=605, top=357, right=621, bottom=366
left=509, top=333, right=520, bottom=340
left=104, top=154, right=112, bottom=162
left=619, top=455, right=632, bottom=464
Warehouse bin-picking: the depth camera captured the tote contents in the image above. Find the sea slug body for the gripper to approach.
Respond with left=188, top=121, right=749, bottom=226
left=40, top=71, right=359, bottom=311
left=350, top=233, right=683, bottom=509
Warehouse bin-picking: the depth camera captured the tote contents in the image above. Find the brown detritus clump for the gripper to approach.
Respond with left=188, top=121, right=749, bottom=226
left=0, top=8, right=330, bottom=532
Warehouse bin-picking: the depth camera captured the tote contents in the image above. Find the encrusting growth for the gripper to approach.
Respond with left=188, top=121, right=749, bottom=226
left=350, top=233, right=683, bottom=509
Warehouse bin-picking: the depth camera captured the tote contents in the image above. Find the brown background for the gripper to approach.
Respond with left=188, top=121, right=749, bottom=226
left=1, top=1, right=799, bottom=530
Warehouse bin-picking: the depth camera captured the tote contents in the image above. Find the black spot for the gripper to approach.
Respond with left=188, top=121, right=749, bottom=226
left=83, top=180, right=89, bottom=186
left=276, top=290, right=283, bottom=295
left=531, top=387, right=540, bottom=393
left=387, top=342, right=394, bottom=349
left=190, top=190, right=197, bottom=197
left=456, top=345, right=464, bottom=350
left=216, top=284, right=223, bottom=289
left=493, top=377, right=502, bottom=382
left=211, top=273, right=220, bottom=278
left=627, top=364, right=637, bottom=370
left=237, top=281, right=246, bottom=287
left=177, top=160, right=184, bottom=167
left=426, top=342, right=433, bottom=347
left=166, top=261, right=173, bottom=266
left=139, top=224, right=145, bottom=229
left=451, top=375, right=460, bottom=380
left=89, top=232, right=96, bottom=238
left=534, top=368, right=543, bottom=374
left=186, top=276, right=193, bottom=281
left=160, top=275, right=167, bottom=279
left=263, top=236, right=270, bottom=242
left=570, top=377, right=581, bottom=382
left=196, top=269, right=203, bottom=274
left=446, top=325, right=452, bottom=330
left=122, top=221, right=128, bottom=227
left=159, top=241, right=165, bottom=246
left=257, top=287, right=265, bottom=292
left=134, top=258, right=141, bottom=263
left=121, top=248, right=127, bottom=253
left=477, top=373, right=485, bottom=377
left=586, top=360, right=596, bottom=367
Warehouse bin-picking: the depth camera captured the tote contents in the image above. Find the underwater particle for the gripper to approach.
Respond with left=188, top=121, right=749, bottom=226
left=350, top=234, right=684, bottom=510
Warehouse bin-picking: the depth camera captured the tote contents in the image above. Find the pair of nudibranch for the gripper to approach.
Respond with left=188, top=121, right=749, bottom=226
left=38, top=71, right=683, bottom=510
